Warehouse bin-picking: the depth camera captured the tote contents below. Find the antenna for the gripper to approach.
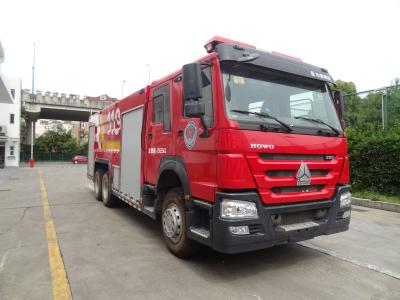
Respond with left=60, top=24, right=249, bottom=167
left=32, top=42, right=36, bottom=97
left=146, top=64, right=151, bottom=85
left=122, top=80, right=126, bottom=98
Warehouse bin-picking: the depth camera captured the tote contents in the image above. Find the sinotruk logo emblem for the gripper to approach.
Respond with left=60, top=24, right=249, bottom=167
left=296, top=162, right=311, bottom=186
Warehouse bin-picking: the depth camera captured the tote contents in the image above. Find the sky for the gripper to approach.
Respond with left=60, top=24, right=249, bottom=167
left=0, top=0, right=399, bottom=99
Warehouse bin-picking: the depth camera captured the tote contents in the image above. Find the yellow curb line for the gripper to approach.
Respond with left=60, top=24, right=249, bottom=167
left=39, top=168, right=72, bottom=300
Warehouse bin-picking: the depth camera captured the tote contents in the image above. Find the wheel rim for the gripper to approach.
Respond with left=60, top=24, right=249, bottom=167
left=94, top=174, right=100, bottom=195
left=102, top=175, right=109, bottom=202
left=162, top=203, right=183, bottom=244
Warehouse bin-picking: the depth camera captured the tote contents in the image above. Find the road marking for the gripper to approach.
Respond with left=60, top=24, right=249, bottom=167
left=299, top=241, right=400, bottom=280
left=38, top=168, right=72, bottom=300
left=0, top=251, right=9, bottom=273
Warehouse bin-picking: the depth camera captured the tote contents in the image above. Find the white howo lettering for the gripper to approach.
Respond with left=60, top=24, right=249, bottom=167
left=250, top=144, right=275, bottom=150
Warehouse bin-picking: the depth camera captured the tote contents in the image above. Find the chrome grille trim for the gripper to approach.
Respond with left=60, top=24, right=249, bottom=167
left=259, top=153, right=335, bottom=161
left=272, top=185, right=325, bottom=194
left=266, top=169, right=329, bottom=177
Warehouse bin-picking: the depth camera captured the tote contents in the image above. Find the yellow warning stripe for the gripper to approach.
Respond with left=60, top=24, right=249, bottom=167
left=38, top=168, right=72, bottom=300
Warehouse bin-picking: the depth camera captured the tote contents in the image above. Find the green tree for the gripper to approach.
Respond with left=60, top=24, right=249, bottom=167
left=336, top=80, right=360, bottom=128
left=336, top=80, right=357, bottom=96
left=20, top=105, right=28, bottom=145
left=79, top=142, right=88, bottom=154
left=35, top=124, right=79, bottom=153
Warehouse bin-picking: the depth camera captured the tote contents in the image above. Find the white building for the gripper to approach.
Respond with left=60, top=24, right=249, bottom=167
left=0, top=41, right=21, bottom=168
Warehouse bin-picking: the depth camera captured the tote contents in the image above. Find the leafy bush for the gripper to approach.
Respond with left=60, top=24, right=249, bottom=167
left=347, top=127, right=400, bottom=195
left=35, top=124, right=78, bottom=153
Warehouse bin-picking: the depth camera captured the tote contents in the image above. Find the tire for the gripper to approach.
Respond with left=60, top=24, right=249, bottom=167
left=161, top=188, right=198, bottom=258
left=101, top=171, right=118, bottom=207
left=74, top=161, right=78, bottom=164
left=94, top=169, right=103, bottom=201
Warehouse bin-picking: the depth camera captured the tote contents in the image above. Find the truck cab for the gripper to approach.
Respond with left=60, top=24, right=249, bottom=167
left=89, top=37, right=351, bottom=257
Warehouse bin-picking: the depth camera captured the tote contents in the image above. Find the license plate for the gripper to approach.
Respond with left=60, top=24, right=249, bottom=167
left=278, top=221, right=319, bottom=232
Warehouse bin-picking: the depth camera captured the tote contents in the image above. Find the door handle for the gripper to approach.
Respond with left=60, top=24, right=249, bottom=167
left=177, top=130, right=183, bottom=137
left=148, top=133, right=153, bottom=139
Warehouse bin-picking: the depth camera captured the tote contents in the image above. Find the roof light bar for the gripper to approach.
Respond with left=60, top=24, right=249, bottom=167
left=204, top=36, right=255, bottom=53
left=204, top=36, right=304, bottom=62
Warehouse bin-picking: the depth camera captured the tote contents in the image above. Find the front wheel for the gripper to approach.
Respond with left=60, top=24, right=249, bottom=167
left=161, top=188, right=198, bottom=258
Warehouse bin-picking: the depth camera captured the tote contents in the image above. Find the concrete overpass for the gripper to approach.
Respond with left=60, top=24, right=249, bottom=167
left=22, top=90, right=118, bottom=144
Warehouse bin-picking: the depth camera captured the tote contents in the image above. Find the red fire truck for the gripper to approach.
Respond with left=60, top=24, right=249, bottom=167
left=87, top=37, right=351, bottom=257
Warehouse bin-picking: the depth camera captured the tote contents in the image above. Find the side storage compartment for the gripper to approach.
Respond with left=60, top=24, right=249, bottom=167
left=119, top=106, right=143, bottom=202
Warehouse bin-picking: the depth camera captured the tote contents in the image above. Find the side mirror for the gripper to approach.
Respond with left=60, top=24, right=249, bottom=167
left=182, top=63, right=205, bottom=117
left=334, top=90, right=344, bottom=118
left=334, top=90, right=345, bottom=127
left=183, top=63, right=203, bottom=101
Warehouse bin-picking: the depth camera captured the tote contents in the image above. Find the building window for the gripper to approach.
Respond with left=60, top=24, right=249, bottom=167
left=10, top=114, right=15, bottom=124
left=10, top=146, right=14, bottom=156
left=10, top=89, right=15, bottom=99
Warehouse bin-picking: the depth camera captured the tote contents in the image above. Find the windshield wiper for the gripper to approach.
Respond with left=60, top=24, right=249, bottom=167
left=231, top=109, right=292, bottom=132
left=294, top=116, right=340, bottom=136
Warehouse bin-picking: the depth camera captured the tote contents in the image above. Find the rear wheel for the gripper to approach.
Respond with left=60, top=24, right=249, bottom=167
left=101, top=171, right=118, bottom=207
left=93, top=169, right=103, bottom=201
left=161, top=188, right=198, bottom=258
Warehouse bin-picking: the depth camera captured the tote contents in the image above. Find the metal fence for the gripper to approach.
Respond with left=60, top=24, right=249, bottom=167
left=343, top=84, right=400, bottom=130
left=20, top=152, right=83, bottom=162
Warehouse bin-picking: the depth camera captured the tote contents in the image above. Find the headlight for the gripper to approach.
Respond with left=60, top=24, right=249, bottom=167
left=220, top=199, right=258, bottom=219
left=340, top=192, right=352, bottom=208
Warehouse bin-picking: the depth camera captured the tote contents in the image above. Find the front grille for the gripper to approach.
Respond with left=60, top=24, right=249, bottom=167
left=248, top=224, right=264, bottom=234
left=272, top=185, right=325, bottom=194
left=246, top=151, right=343, bottom=204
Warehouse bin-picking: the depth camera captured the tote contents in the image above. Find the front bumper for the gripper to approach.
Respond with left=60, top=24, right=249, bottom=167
left=190, top=185, right=351, bottom=254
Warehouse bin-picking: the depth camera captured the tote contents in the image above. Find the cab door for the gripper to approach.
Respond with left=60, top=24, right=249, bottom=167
left=144, top=82, right=174, bottom=184
left=173, top=66, right=217, bottom=201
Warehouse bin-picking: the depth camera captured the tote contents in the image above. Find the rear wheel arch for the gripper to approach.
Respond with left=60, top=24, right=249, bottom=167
left=94, top=159, right=110, bottom=174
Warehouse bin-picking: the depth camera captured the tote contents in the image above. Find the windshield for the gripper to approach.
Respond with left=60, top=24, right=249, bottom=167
left=222, top=64, right=342, bottom=135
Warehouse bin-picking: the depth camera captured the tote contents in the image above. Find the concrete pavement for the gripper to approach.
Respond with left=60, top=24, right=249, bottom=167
left=0, top=163, right=399, bottom=299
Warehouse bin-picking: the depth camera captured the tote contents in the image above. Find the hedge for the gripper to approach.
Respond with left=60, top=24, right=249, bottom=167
left=347, top=127, right=400, bottom=195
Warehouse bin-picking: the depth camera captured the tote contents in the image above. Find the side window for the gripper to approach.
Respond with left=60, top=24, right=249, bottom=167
left=152, top=84, right=171, bottom=132
left=183, top=67, right=214, bottom=128
left=152, top=95, right=164, bottom=124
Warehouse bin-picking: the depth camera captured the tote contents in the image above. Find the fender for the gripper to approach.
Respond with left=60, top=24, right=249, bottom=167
left=156, top=156, right=191, bottom=198
left=94, top=158, right=112, bottom=176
